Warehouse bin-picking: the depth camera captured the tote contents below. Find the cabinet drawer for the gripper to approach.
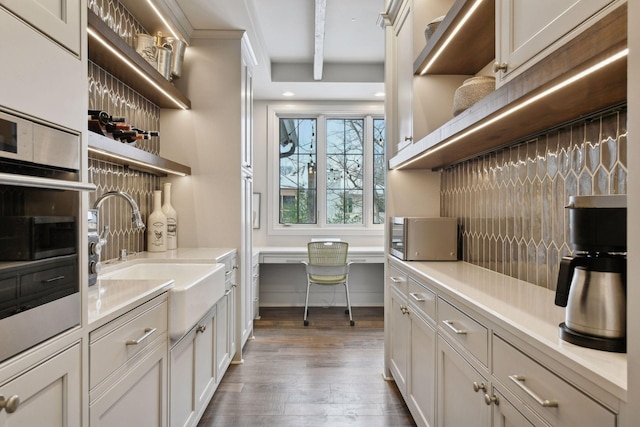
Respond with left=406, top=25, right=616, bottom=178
left=89, top=298, right=167, bottom=389
left=407, top=277, right=436, bottom=322
left=437, top=298, right=488, bottom=367
left=493, top=335, right=616, bottom=427
left=387, top=262, right=408, bottom=294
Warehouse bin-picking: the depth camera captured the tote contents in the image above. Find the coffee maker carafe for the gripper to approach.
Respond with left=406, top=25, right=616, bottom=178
left=554, top=195, right=626, bottom=353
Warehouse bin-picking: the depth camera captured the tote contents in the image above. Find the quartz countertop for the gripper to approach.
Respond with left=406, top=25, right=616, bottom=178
left=399, top=260, right=627, bottom=401
left=89, top=248, right=237, bottom=329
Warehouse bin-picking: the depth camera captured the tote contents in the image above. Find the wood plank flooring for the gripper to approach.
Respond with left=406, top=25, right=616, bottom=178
left=197, top=307, right=416, bottom=426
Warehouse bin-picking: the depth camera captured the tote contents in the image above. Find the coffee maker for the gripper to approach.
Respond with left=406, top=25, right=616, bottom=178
left=554, top=195, right=627, bottom=352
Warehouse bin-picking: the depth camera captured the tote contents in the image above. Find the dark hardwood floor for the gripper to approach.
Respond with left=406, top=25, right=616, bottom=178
left=197, top=307, right=416, bottom=426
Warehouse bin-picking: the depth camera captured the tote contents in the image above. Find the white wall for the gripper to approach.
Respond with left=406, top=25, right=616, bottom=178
left=252, top=99, right=388, bottom=248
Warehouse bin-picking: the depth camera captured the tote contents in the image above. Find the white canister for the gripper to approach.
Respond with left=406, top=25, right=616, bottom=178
left=147, top=190, right=167, bottom=252
left=134, top=33, right=158, bottom=69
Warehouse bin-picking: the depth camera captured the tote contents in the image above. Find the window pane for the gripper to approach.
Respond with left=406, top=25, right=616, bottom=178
left=373, top=118, right=386, bottom=224
left=279, top=118, right=317, bottom=224
left=325, top=119, right=364, bottom=225
left=326, top=189, right=363, bottom=224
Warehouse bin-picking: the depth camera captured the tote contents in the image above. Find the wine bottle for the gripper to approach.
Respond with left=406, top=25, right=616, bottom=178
left=132, top=127, right=160, bottom=137
left=147, top=190, right=167, bottom=252
left=162, top=182, right=177, bottom=250
left=88, top=110, right=126, bottom=125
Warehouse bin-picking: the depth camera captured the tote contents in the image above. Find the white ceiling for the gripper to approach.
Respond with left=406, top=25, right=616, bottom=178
left=168, top=0, right=386, bottom=101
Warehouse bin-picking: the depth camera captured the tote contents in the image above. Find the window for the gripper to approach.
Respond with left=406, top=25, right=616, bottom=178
left=273, top=106, right=385, bottom=233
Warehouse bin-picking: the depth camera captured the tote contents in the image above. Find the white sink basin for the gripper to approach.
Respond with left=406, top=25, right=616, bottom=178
left=101, top=263, right=226, bottom=340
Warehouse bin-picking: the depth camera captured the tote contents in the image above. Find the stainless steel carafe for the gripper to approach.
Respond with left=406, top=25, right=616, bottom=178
left=554, top=195, right=627, bottom=353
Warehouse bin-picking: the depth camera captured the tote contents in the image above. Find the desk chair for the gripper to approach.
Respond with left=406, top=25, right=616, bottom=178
left=302, top=241, right=354, bottom=326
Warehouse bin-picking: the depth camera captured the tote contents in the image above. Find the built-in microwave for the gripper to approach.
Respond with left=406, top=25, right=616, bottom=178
left=0, top=106, right=94, bottom=363
left=389, top=217, right=459, bottom=261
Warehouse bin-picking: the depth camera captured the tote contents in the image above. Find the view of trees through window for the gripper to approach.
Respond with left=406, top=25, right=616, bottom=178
left=278, top=116, right=385, bottom=226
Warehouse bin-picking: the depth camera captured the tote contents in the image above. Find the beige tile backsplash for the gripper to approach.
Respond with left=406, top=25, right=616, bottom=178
left=441, top=107, right=627, bottom=289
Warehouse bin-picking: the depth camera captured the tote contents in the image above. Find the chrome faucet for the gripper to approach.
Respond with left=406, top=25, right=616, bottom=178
left=93, top=191, right=146, bottom=230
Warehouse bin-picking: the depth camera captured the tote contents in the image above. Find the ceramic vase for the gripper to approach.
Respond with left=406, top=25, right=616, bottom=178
left=148, top=190, right=167, bottom=252
left=162, top=182, right=178, bottom=250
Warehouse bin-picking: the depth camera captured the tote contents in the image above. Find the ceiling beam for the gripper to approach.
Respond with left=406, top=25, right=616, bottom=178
left=314, top=0, right=326, bottom=80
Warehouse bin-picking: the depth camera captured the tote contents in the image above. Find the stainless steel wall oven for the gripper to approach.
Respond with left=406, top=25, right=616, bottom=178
left=0, top=107, right=94, bottom=363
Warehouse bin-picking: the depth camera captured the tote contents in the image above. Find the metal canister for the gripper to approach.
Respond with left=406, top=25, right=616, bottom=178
left=156, top=45, right=172, bottom=80
left=163, top=37, right=187, bottom=79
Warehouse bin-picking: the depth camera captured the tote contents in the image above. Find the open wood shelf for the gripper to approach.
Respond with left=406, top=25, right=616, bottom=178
left=87, top=10, right=190, bottom=109
left=413, top=0, right=495, bottom=75
left=392, top=3, right=626, bottom=170
left=88, top=132, right=191, bottom=176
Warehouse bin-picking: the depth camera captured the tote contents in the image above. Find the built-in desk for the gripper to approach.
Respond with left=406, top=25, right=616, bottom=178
left=257, top=246, right=385, bottom=264
left=254, top=246, right=385, bottom=308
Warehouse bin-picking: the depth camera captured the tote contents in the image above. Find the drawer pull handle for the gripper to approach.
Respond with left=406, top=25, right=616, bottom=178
left=409, top=292, right=426, bottom=302
left=0, top=395, right=20, bottom=413
left=442, top=320, right=467, bottom=335
left=126, top=327, right=157, bottom=346
left=390, top=276, right=405, bottom=283
left=42, top=275, right=65, bottom=283
left=509, top=375, right=558, bottom=408
left=196, top=325, right=207, bottom=334
left=224, top=289, right=231, bottom=296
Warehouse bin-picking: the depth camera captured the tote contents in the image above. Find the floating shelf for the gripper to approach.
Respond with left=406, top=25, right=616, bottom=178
left=87, top=10, right=191, bottom=109
left=413, top=0, right=495, bottom=75
left=392, top=4, right=627, bottom=170
left=88, top=132, right=191, bottom=176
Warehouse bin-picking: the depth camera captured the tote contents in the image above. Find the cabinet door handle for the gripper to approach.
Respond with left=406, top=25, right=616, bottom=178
left=390, top=276, right=405, bottom=283
left=493, top=62, right=508, bottom=73
left=508, top=375, right=558, bottom=408
left=224, top=289, right=231, bottom=296
left=442, top=319, right=467, bottom=335
left=472, top=381, right=486, bottom=392
left=404, top=136, right=413, bottom=142
left=126, top=327, right=157, bottom=346
left=409, top=292, right=426, bottom=302
left=196, top=325, right=207, bottom=334
left=484, top=393, right=499, bottom=406
left=0, top=395, right=20, bottom=413
left=42, top=275, right=65, bottom=283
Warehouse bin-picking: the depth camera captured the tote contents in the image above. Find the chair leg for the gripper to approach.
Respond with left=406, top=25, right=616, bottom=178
left=304, top=280, right=311, bottom=326
left=344, top=280, right=354, bottom=326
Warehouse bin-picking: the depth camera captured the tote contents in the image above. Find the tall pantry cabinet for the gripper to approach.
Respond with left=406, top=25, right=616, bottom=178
left=161, top=30, right=256, bottom=361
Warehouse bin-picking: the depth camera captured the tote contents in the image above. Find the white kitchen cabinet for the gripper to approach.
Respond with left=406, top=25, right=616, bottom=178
left=495, top=0, right=622, bottom=86
left=437, top=335, right=491, bottom=427
left=240, top=169, right=254, bottom=348
left=388, top=267, right=409, bottom=395
left=0, top=2, right=84, bottom=131
left=252, top=254, right=260, bottom=320
left=408, top=309, right=436, bottom=427
left=393, top=0, right=414, bottom=155
left=492, top=334, right=616, bottom=427
left=215, top=289, right=231, bottom=380
left=491, top=388, right=549, bottom=427
left=170, top=305, right=217, bottom=427
left=0, top=0, right=80, bottom=55
left=89, top=294, right=168, bottom=427
left=0, top=343, right=81, bottom=427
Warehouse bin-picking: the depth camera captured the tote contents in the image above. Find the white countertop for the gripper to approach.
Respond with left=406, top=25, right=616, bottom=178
left=88, top=248, right=237, bottom=328
left=400, top=260, right=627, bottom=401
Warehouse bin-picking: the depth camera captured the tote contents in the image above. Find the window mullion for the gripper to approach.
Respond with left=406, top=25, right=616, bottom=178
left=363, top=115, right=374, bottom=227
left=317, top=115, right=327, bottom=228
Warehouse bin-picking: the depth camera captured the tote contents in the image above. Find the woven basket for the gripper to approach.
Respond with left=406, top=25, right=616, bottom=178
left=452, top=76, right=495, bottom=116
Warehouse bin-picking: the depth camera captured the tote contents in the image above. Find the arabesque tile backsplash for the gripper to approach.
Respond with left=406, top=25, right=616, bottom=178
left=88, top=0, right=162, bottom=261
left=441, top=106, right=627, bottom=290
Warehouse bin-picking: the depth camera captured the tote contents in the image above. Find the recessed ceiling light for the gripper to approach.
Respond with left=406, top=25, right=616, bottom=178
left=374, top=92, right=385, bottom=97
left=282, top=91, right=295, bottom=97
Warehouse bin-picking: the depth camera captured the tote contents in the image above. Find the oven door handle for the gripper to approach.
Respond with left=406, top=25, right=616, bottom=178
left=0, top=173, right=96, bottom=192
